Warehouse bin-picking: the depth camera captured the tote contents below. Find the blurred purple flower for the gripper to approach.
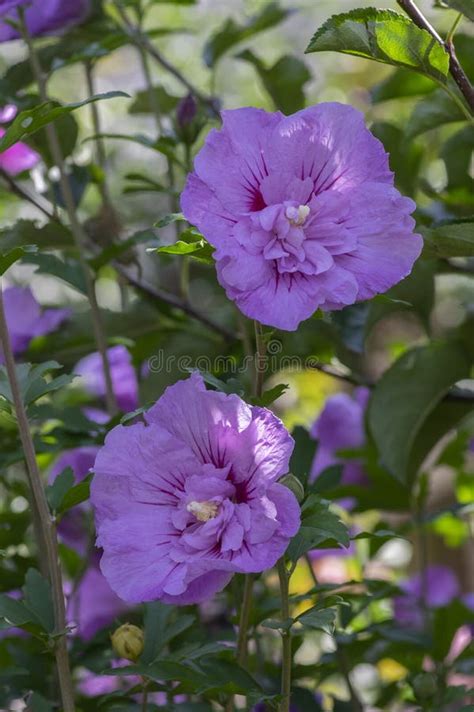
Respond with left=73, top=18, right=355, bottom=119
left=91, top=372, right=299, bottom=605
left=177, top=94, right=198, bottom=128
left=0, top=104, right=40, bottom=175
left=394, top=565, right=461, bottom=629
left=0, top=286, right=70, bottom=360
left=181, top=104, right=422, bottom=330
left=75, top=344, right=139, bottom=413
left=49, top=446, right=99, bottom=554
left=310, top=387, right=370, bottom=491
left=67, top=552, right=128, bottom=642
left=0, top=0, right=90, bottom=41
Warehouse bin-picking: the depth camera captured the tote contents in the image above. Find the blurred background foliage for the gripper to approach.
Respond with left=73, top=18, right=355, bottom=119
left=0, top=0, right=473, bottom=710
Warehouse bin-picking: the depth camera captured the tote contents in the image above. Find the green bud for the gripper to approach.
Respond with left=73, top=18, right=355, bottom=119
left=279, top=473, right=305, bottom=503
left=111, top=623, right=144, bottom=662
left=413, top=672, right=437, bottom=700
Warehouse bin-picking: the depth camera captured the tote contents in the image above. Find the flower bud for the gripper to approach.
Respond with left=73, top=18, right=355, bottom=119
left=279, top=473, right=305, bottom=503
left=177, top=94, right=197, bottom=129
left=412, top=672, right=437, bottom=699
left=111, top=623, right=144, bottom=661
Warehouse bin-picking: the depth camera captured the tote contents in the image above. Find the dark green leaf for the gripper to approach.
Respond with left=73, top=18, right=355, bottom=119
left=203, top=2, right=292, bottom=67
left=371, top=68, right=437, bottom=102
left=0, top=220, right=73, bottom=252
left=0, top=593, right=33, bottom=626
left=370, top=121, right=423, bottom=195
left=129, top=86, right=182, bottom=115
left=306, top=9, right=450, bottom=83
left=289, top=426, right=315, bottom=488
left=443, top=0, right=474, bottom=21
left=155, top=212, right=185, bottom=228
left=58, top=474, right=92, bottom=515
left=440, top=126, right=474, bottom=192
left=433, top=600, right=474, bottom=660
left=46, top=466, right=74, bottom=513
left=141, top=601, right=173, bottom=664
left=23, top=253, right=87, bottom=294
left=406, top=89, right=467, bottom=138
left=368, top=342, right=471, bottom=482
left=287, top=495, right=350, bottom=561
left=23, top=568, right=54, bottom=633
left=0, top=244, right=37, bottom=275
left=0, top=92, right=129, bottom=152
left=421, top=219, right=474, bottom=257
left=251, top=383, right=289, bottom=407
left=296, top=596, right=343, bottom=634
left=236, top=50, right=310, bottom=113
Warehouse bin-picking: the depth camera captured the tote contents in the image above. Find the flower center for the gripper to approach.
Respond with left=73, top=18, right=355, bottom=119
left=285, top=204, right=310, bottom=227
left=186, top=500, right=219, bottom=522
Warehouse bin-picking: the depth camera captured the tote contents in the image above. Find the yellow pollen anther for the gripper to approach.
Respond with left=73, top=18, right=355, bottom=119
left=286, top=204, right=310, bottom=226
left=187, top=500, right=219, bottom=522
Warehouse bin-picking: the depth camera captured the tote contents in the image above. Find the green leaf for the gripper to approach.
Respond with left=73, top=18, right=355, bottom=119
left=0, top=245, right=38, bottom=275
left=58, top=474, right=92, bottom=515
left=23, top=253, right=87, bottom=294
left=309, top=465, right=343, bottom=494
left=251, top=383, right=289, bottom=407
left=289, top=426, right=315, bottom=488
left=305, top=9, right=450, bottom=83
left=27, top=693, right=54, bottom=712
left=90, top=229, right=157, bottom=271
left=287, top=495, right=350, bottom=561
left=406, top=89, right=467, bottom=138
left=0, top=360, right=74, bottom=408
left=440, top=126, right=474, bottom=192
left=433, top=600, right=474, bottom=660
left=368, top=342, right=471, bottom=482
left=203, top=2, right=292, bottom=67
left=0, top=593, right=33, bottom=627
left=141, top=601, right=173, bottom=664
left=155, top=212, right=185, bottom=228
left=23, top=568, right=54, bottom=633
left=236, top=50, right=310, bottom=113
left=371, top=67, right=437, bottom=102
left=0, top=220, right=73, bottom=252
left=129, top=86, right=182, bottom=115
left=46, top=467, right=75, bottom=514
left=444, top=0, right=474, bottom=21
left=0, top=92, right=129, bottom=152
left=370, top=121, right=423, bottom=195
left=84, top=133, right=184, bottom=168
left=296, top=595, right=343, bottom=635
left=421, top=219, right=474, bottom=257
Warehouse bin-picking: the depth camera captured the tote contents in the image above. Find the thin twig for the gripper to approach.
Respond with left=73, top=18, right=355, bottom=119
left=20, top=13, right=118, bottom=417
left=113, top=1, right=219, bottom=117
left=277, top=558, right=292, bottom=712
left=0, top=284, right=75, bottom=711
left=0, top=168, right=55, bottom=222
left=397, top=0, right=474, bottom=113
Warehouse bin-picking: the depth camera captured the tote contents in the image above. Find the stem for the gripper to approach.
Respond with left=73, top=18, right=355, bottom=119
left=304, top=553, right=319, bottom=588
left=113, top=1, right=218, bottom=117
left=0, top=285, right=75, bottom=711
left=277, top=558, right=292, bottom=712
left=336, top=647, right=363, bottom=712
left=397, top=0, right=474, bottom=113
left=254, top=320, right=266, bottom=398
left=446, top=11, right=463, bottom=44
left=20, top=13, right=118, bottom=417
left=236, top=574, right=254, bottom=667
left=141, top=678, right=149, bottom=712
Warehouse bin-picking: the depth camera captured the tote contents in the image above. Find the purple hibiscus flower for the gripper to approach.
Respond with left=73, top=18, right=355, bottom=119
left=310, top=387, right=370, bottom=488
left=0, top=105, right=40, bottom=175
left=67, top=552, right=128, bottom=642
left=75, top=345, right=139, bottom=413
left=181, top=104, right=422, bottom=330
left=394, top=565, right=461, bottom=629
left=91, top=372, right=300, bottom=605
left=0, top=0, right=89, bottom=41
left=0, top=286, right=70, bottom=360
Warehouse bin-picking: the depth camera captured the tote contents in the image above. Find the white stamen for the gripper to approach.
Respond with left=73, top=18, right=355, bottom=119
left=286, top=204, right=310, bottom=226
left=186, top=500, right=219, bottom=522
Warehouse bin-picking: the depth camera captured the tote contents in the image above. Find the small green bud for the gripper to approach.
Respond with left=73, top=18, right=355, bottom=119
left=412, top=672, right=437, bottom=700
left=111, top=623, right=144, bottom=662
left=279, top=473, right=305, bottom=503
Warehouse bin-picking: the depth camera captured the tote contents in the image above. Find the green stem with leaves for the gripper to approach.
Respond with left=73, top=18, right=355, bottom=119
left=20, top=12, right=118, bottom=417
left=277, top=558, right=292, bottom=712
left=0, top=284, right=75, bottom=711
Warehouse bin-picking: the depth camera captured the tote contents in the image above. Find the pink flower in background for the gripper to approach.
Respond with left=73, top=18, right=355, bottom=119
left=75, top=345, right=139, bottom=413
left=0, top=0, right=90, bottom=41
left=0, top=104, right=40, bottom=175
left=181, top=104, right=422, bottom=330
left=0, top=286, right=70, bottom=360
left=91, top=372, right=300, bottom=605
